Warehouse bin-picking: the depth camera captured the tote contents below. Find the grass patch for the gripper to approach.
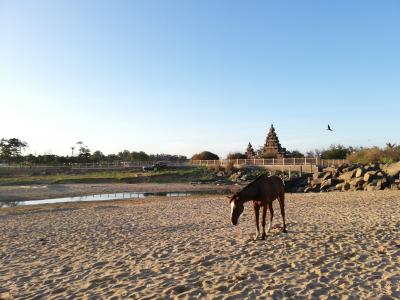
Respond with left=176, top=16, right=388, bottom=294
left=0, top=167, right=214, bottom=186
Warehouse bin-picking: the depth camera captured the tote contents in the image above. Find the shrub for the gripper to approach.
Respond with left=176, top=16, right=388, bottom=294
left=226, top=152, right=246, bottom=159
left=207, top=165, right=224, bottom=173
left=320, top=144, right=352, bottom=159
left=347, top=145, right=400, bottom=164
left=191, top=151, right=219, bottom=160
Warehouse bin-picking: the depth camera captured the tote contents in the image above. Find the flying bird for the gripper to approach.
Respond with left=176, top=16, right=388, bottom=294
left=327, top=125, right=333, bottom=131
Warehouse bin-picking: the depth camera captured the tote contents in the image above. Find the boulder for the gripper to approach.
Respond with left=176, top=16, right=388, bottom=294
left=391, top=184, right=399, bottom=190
left=365, top=184, right=381, bottom=191
left=363, top=171, right=377, bottom=183
left=376, top=177, right=389, bottom=189
left=355, top=167, right=366, bottom=178
left=382, top=162, right=400, bottom=178
left=323, top=167, right=337, bottom=173
left=311, top=178, right=322, bottom=187
left=342, top=182, right=351, bottom=191
left=339, top=170, right=356, bottom=181
left=335, top=182, right=345, bottom=190
left=337, top=163, right=350, bottom=173
left=313, top=172, right=325, bottom=180
left=320, top=179, right=334, bottom=190
left=322, top=172, right=333, bottom=180
left=304, top=186, right=318, bottom=193
left=350, top=177, right=365, bottom=188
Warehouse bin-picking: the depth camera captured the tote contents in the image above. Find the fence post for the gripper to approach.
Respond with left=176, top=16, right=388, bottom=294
left=293, top=157, right=296, bottom=165
left=283, top=158, right=285, bottom=165
left=262, top=158, right=265, bottom=165
left=272, top=158, right=275, bottom=165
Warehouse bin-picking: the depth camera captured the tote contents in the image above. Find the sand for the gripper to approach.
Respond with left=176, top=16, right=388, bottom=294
left=0, top=191, right=399, bottom=299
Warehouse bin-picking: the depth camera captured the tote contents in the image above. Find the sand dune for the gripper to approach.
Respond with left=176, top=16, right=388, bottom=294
left=0, top=191, right=399, bottom=299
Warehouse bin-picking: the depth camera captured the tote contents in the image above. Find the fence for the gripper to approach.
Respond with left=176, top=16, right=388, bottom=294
left=0, top=158, right=347, bottom=170
left=190, top=158, right=347, bottom=168
left=0, top=161, right=189, bottom=170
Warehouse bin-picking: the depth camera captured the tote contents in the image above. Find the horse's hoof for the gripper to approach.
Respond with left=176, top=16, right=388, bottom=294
left=282, top=229, right=288, bottom=233
left=261, top=235, right=266, bottom=240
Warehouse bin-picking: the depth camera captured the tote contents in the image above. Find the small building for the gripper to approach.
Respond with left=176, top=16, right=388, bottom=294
left=245, top=142, right=256, bottom=158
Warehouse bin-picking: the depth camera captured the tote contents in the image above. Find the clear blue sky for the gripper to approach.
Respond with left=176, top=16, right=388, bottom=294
left=1, top=1, right=399, bottom=157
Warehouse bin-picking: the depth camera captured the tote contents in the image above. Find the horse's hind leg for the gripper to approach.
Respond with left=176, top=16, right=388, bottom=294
left=261, top=205, right=268, bottom=240
left=267, top=202, right=273, bottom=233
left=253, top=203, right=260, bottom=240
left=278, top=193, right=287, bottom=233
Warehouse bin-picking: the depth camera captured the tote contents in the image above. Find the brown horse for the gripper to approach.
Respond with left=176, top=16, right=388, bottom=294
left=229, top=174, right=287, bottom=240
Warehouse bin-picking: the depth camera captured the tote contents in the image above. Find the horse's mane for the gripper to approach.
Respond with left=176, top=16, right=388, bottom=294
left=237, top=173, right=267, bottom=195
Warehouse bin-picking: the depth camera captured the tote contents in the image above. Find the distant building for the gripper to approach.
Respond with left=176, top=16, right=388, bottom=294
left=261, top=124, right=286, bottom=158
left=246, top=142, right=255, bottom=158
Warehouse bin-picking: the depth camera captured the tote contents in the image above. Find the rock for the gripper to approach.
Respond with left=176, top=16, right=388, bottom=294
left=337, top=163, right=349, bottom=172
left=304, top=187, right=313, bottom=193
left=322, top=172, right=333, bottom=180
left=342, top=182, right=351, bottom=191
left=311, top=178, right=322, bottom=187
left=363, top=171, right=377, bottom=183
left=216, top=171, right=225, bottom=177
left=313, top=172, right=325, bottom=180
left=376, top=177, right=389, bottom=189
left=391, top=184, right=399, bottom=190
left=322, top=167, right=337, bottom=174
left=355, top=167, right=366, bottom=178
left=365, top=184, right=381, bottom=191
left=350, top=177, right=365, bottom=188
left=382, top=162, right=400, bottom=178
left=335, top=183, right=345, bottom=190
left=339, top=170, right=356, bottom=181
left=320, top=179, right=333, bottom=190
left=240, top=175, right=248, bottom=181
left=0, top=291, right=11, bottom=300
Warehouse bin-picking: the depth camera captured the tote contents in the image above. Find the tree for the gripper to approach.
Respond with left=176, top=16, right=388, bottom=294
left=191, top=151, right=219, bottom=160
left=287, top=150, right=305, bottom=158
left=227, top=152, right=247, bottom=159
left=91, top=150, right=106, bottom=162
left=0, top=138, right=28, bottom=162
left=320, top=144, right=352, bottom=159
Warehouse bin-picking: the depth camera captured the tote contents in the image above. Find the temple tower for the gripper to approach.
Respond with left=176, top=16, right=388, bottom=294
left=262, top=124, right=286, bottom=158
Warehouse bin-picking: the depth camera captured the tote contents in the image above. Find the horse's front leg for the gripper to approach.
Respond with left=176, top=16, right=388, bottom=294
left=253, top=203, right=260, bottom=240
left=261, top=205, right=267, bottom=240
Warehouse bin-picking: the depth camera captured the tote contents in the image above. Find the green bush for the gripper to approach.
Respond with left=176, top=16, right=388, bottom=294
left=321, top=144, right=352, bottom=159
left=226, top=152, right=246, bottom=159
left=191, top=151, right=219, bottom=160
left=347, top=145, right=400, bottom=164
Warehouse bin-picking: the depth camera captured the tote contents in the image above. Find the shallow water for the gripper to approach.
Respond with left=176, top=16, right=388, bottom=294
left=0, top=191, right=193, bottom=208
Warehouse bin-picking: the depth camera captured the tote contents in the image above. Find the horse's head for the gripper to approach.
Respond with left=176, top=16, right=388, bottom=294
left=229, top=192, right=244, bottom=226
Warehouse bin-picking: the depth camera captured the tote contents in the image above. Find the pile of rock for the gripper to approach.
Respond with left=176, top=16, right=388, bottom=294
left=304, top=162, right=400, bottom=193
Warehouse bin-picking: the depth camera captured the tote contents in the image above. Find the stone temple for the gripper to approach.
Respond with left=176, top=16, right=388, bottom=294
left=262, top=124, right=286, bottom=158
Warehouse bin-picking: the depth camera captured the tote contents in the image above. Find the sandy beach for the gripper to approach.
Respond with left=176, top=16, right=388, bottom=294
left=0, top=191, right=399, bottom=299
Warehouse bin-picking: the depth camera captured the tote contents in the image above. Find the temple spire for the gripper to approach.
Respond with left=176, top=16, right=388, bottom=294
left=262, top=124, right=286, bottom=158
